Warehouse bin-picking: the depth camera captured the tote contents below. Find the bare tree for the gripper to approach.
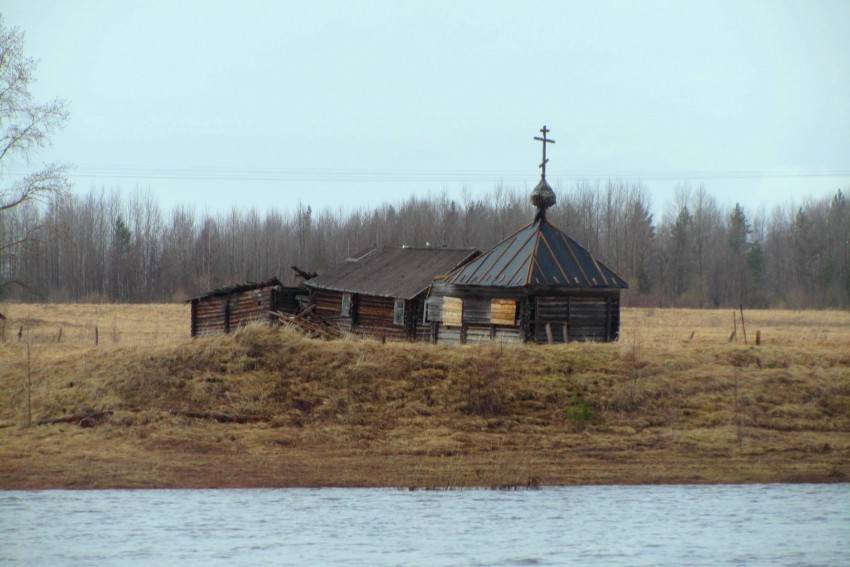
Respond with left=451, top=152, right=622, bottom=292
left=0, top=16, right=69, bottom=298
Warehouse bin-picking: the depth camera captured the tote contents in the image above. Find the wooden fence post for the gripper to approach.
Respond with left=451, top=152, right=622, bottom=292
left=730, top=311, right=737, bottom=343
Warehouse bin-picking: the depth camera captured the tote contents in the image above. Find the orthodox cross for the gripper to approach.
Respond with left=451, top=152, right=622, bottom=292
left=534, top=125, right=555, bottom=179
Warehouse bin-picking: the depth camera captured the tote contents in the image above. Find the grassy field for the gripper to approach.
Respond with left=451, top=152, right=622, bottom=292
left=1, top=303, right=848, bottom=489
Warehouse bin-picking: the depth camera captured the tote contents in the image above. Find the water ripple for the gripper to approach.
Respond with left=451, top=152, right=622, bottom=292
left=0, top=485, right=848, bottom=566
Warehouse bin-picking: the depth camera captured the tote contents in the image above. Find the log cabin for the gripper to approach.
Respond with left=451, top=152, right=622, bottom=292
left=305, top=245, right=479, bottom=341
left=188, top=278, right=302, bottom=337
left=424, top=126, right=628, bottom=344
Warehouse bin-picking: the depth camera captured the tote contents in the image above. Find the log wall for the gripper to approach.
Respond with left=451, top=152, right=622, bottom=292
left=428, top=282, right=621, bottom=344
left=310, top=289, right=423, bottom=341
left=356, top=294, right=408, bottom=340
left=191, top=285, right=277, bottom=337
left=192, top=296, right=228, bottom=336
left=311, top=289, right=353, bottom=331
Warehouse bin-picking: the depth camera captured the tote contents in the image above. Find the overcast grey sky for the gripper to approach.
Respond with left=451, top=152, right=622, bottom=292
left=4, top=0, right=849, bottom=217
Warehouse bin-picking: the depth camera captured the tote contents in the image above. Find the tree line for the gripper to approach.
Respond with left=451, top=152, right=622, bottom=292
left=2, top=181, right=848, bottom=308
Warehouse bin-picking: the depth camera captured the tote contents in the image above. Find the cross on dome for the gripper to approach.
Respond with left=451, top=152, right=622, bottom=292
left=530, top=125, right=557, bottom=219
left=533, top=125, right=556, bottom=179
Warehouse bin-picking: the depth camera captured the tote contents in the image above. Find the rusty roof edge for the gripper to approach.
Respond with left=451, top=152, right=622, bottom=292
left=552, top=223, right=630, bottom=288
left=589, top=254, right=611, bottom=287
left=487, top=225, right=538, bottom=286
left=537, top=229, right=572, bottom=285
left=450, top=248, right=482, bottom=268
left=524, top=229, right=543, bottom=285
left=448, top=245, right=501, bottom=283
left=553, top=224, right=592, bottom=285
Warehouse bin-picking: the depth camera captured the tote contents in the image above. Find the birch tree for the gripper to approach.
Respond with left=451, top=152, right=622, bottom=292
left=0, top=17, right=69, bottom=298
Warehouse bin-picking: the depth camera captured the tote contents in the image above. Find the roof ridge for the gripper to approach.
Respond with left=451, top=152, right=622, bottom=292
left=388, top=245, right=478, bottom=251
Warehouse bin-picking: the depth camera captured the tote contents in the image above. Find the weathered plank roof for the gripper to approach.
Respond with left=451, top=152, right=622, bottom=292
left=307, top=246, right=479, bottom=300
left=447, top=219, right=628, bottom=289
left=187, top=278, right=283, bottom=302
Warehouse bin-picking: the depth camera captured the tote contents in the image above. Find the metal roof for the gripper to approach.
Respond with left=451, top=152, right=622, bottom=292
left=447, top=219, right=629, bottom=289
left=307, top=246, right=480, bottom=300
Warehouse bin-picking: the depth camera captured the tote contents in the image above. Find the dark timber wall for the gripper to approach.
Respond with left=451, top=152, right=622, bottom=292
left=310, top=289, right=423, bottom=341
left=533, top=295, right=619, bottom=342
left=190, top=283, right=302, bottom=337
left=426, top=282, right=621, bottom=344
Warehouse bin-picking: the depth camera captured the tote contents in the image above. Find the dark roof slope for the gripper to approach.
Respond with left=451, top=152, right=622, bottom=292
left=447, top=219, right=628, bottom=289
left=307, top=246, right=479, bottom=299
left=188, top=278, right=283, bottom=302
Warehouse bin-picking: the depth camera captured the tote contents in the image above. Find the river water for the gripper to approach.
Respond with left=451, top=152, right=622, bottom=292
left=1, top=484, right=848, bottom=566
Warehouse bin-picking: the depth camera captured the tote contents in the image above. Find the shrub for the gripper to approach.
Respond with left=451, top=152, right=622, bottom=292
left=565, top=394, right=593, bottom=430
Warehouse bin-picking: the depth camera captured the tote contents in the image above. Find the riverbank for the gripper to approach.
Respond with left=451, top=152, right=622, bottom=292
left=1, top=305, right=848, bottom=488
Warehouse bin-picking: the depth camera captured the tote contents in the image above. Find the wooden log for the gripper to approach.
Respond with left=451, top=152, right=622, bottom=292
left=294, top=303, right=316, bottom=319
left=176, top=411, right=269, bottom=424
left=270, top=310, right=342, bottom=340
left=36, top=411, right=113, bottom=427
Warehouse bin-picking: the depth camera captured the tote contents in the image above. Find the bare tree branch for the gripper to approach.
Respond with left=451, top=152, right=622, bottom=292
left=0, top=16, right=70, bottom=295
left=0, top=164, right=70, bottom=212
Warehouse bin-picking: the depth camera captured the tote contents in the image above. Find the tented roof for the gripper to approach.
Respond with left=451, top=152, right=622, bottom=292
left=447, top=219, right=628, bottom=289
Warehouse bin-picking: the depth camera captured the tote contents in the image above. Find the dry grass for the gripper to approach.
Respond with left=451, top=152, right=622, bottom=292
left=1, top=303, right=848, bottom=489
left=622, top=307, right=850, bottom=346
left=0, top=303, right=188, bottom=351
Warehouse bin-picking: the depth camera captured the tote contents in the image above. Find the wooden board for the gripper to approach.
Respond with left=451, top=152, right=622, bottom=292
left=490, top=299, right=517, bottom=326
left=443, top=297, right=463, bottom=327
left=435, top=326, right=463, bottom=344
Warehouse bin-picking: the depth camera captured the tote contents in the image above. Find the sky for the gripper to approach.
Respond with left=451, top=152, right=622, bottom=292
left=3, top=0, right=850, bottom=219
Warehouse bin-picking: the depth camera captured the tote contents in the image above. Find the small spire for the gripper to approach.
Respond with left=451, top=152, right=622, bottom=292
left=531, top=125, right=557, bottom=220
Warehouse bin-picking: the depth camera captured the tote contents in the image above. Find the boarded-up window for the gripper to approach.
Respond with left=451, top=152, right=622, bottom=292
left=341, top=293, right=351, bottom=316
left=490, top=299, right=517, bottom=326
left=393, top=298, right=405, bottom=325
left=443, top=297, right=463, bottom=327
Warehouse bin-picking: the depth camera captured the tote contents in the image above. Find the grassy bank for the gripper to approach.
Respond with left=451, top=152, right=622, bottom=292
left=1, top=304, right=848, bottom=488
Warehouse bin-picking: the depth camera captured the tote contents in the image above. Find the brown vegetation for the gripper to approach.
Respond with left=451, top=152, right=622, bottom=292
left=1, top=304, right=848, bottom=489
